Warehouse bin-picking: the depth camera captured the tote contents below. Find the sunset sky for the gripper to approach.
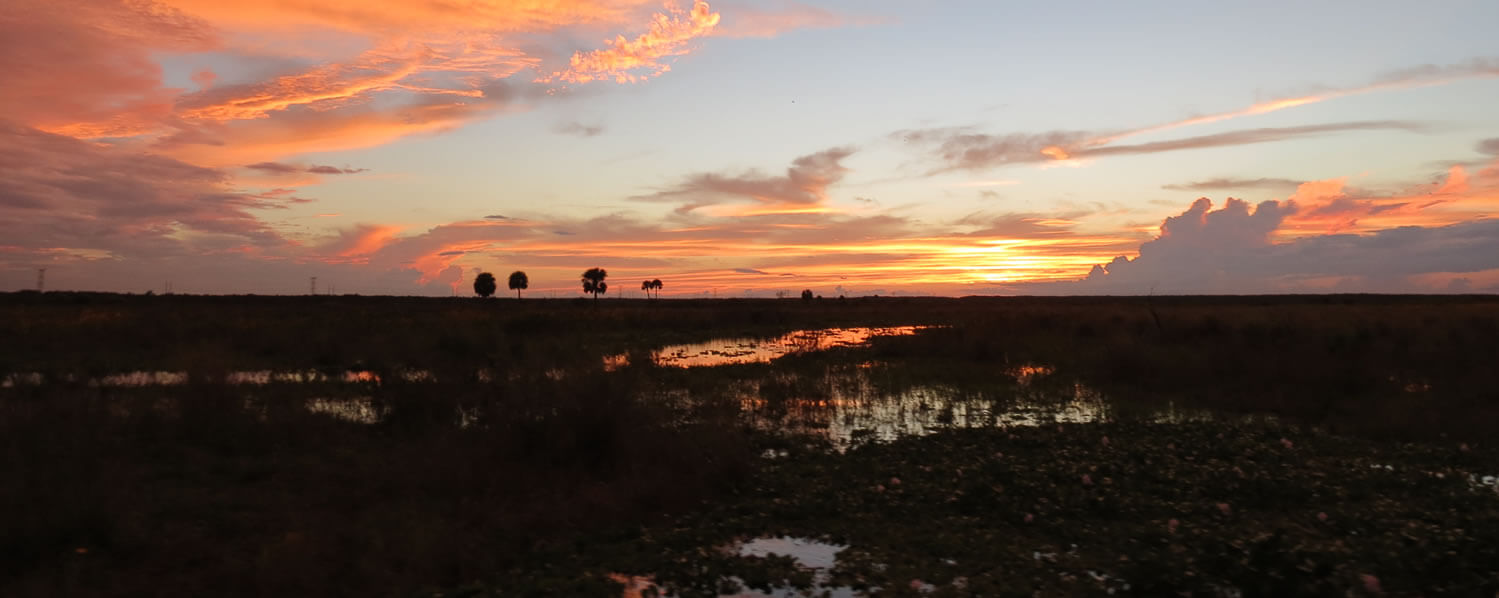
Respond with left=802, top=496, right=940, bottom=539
left=4, top=0, right=1499, bottom=296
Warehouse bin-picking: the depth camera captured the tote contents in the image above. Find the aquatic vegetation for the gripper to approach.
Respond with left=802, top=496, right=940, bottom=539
left=574, top=422, right=1499, bottom=597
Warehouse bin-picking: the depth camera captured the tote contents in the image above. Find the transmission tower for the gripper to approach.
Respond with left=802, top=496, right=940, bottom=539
left=310, top=276, right=318, bottom=295
left=36, top=268, right=45, bottom=292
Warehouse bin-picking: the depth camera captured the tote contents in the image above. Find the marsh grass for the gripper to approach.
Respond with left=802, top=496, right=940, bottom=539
left=0, top=366, right=754, bottom=597
left=589, top=422, right=1499, bottom=597
left=862, top=297, right=1499, bottom=440
left=4, top=292, right=1499, bottom=595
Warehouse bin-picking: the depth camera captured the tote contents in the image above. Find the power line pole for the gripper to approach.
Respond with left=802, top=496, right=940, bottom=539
left=36, top=268, right=45, bottom=292
left=309, top=276, right=317, bottom=295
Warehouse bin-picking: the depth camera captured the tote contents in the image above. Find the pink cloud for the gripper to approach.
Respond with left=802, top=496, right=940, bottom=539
left=0, top=122, right=294, bottom=263
left=1279, top=167, right=1499, bottom=235
left=633, top=147, right=856, bottom=213
left=0, top=0, right=217, bottom=138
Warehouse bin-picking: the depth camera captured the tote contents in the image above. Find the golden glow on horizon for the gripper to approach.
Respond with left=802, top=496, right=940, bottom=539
left=384, top=227, right=1143, bottom=293
left=365, top=159, right=1499, bottom=294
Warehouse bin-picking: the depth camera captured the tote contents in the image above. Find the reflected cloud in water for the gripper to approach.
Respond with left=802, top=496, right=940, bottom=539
left=732, top=366, right=1218, bottom=449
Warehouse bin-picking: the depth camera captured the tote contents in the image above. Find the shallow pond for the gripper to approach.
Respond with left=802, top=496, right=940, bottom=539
left=2, top=369, right=405, bottom=388
left=3, top=326, right=930, bottom=388
left=605, top=326, right=930, bottom=370
left=616, top=536, right=855, bottom=598
left=736, top=366, right=1219, bottom=449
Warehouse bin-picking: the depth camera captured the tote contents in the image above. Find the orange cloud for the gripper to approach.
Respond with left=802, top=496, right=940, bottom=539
left=175, top=40, right=532, bottom=125
left=1437, top=165, right=1469, bottom=195
left=18, top=0, right=852, bottom=173
left=156, top=98, right=508, bottom=166
left=5, top=0, right=217, bottom=139
left=333, top=225, right=404, bottom=260
left=168, top=0, right=655, bottom=36
left=543, top=1, right=720, bottom=84
left=17, top=0, right=722, bottom=166
left=1278, top=167, right=1499, bottom=237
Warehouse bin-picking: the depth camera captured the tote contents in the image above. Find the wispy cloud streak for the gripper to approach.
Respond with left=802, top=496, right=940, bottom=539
left=905, top=121, right=1420, bottom=172
left=1091, top=58, right=1499, bottom=146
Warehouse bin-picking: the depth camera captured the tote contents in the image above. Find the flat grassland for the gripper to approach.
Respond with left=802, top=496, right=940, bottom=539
left=2, top=293, right=1497, bottom=596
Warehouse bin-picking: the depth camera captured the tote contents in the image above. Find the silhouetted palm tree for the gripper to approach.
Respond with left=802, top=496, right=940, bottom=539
left=651, top=278, right=663, bottom=298
left=473, top=272, right=497, bottom=298
left=641, top=279, right=653, bottom=299
left=508, top=271, right=528, bottom=299
left=581, top=267, right=608, bottom=302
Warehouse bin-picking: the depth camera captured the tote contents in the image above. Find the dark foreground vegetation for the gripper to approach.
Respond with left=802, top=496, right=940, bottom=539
left=592, top=422, right=1499, bottom=596
left=3, top=292, right=1498, bottom=596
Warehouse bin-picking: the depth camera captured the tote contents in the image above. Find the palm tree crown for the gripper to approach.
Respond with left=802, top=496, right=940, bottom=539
left=581, top=267, right=608, bottom=301
left=639, top=278, right=664, bottom=299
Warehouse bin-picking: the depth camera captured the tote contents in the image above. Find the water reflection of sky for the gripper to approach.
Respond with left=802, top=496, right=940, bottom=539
left=605, top=326, right=929, bottom=370
left=1, top=369, right=401, bottom=388
left=733, top=366, right=1224, bottom=449
left=615, top=536, right=855, bottom=598
left=741, top=375, right=1102, bottom=448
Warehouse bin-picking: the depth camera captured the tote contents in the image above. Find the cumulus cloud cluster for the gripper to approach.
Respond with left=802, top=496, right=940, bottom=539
left=1075, top=195, right=1499, bottom=294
